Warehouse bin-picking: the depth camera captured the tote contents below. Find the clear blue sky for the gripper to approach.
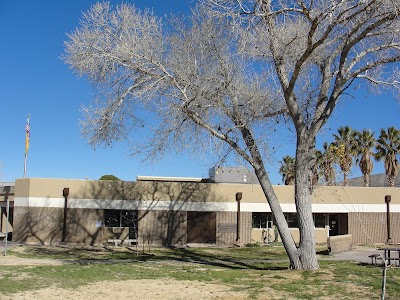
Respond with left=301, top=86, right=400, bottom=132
left=0, top=1, right=399, bottom=184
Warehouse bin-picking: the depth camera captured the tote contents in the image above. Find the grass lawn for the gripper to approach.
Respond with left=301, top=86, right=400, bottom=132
left=1, top=244, right=400, bottom=299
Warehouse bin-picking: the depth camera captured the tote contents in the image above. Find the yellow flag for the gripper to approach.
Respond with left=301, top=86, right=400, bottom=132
left=25, top=116, right=30, bottom=154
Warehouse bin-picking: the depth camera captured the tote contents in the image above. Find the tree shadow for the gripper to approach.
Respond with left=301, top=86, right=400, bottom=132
left=143, top=247, right=289, bottom=270
left=13, top=179, right=228, bottom=248
left=13, top=205, right=64, bottom=245
left=316, top=249, right=330, bottom=256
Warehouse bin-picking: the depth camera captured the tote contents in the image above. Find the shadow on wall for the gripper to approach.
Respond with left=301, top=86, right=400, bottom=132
left=14, top=180, right=226, bottom=247
left=13, top=205, right=64, bottom=245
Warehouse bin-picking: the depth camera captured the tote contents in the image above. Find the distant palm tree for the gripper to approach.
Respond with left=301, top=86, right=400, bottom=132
left=319, top=142, right=336, bottom=186
left=333, top=126, right=357, bottom=186
left=375, top=127, right=400, bottom=187
left=312, top=149, right=323, bottom=187
left=354, top=130, right=375, bottom=187
left=279, top=155, right=296, bottom=185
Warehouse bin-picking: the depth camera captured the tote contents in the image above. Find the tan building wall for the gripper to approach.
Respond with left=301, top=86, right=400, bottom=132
left=12, top=178, right=400, bottom=246
left=138, top=210, right=187, bottom=247
left=0, top=185, right=14, bottom=235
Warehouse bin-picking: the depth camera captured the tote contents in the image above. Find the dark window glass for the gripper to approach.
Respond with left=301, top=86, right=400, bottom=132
left=314, top=213, right=326, bottom=228
left=104, top=210, right=138, bottom=228
left=252, top=212, right=273, bottom=228
left=121, top=210, right=137, bottom=227
left=285, top=213, right=298, bottom=228
left=104, top=210, right=120, bottom=227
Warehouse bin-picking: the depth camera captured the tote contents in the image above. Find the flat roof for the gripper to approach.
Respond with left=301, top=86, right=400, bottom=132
left=136, top=176, right=204, bottom=183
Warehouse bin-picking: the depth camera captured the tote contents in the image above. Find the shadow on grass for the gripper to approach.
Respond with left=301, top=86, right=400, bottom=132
left=135, top=247, right=288, bottom=271
left=12, top=245, right=288, bottom=271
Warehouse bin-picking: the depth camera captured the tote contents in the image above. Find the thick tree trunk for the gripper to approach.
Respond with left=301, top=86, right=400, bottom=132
left=254, top=168, right=302, bottom=269
left=241, top=121, right=317, bottom=269
left=343, top=172, right=349, bottom=186
left=364, top=174, right=370, bottom=187
left=294, top=132, right=319, bottom=270
left=388, top=175, right=395, bottom=187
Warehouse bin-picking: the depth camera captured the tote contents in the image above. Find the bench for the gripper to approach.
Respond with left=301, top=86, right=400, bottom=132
left=386, top=257, right=400, bottom=267
left=369, top=254, right=383, bottom=265
left=370, top=253, right=400, bottom=266
left=107, top=239, right=137, bottom=247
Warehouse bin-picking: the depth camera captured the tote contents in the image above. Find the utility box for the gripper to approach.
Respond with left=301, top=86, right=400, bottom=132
left=209, top=166, right=258, bottom=184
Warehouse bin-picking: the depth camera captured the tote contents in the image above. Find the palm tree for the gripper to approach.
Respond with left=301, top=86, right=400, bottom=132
left=354, top=130, right=375, bottom=187
left=319, top=142, right=336, bottom=186
left=333, top=126, right=357, bottom=186
left=312, top=149, right=323, bottom=187
left=279, top=155, right=296, bottom=185
left=375, top=127, right=400, bottom=187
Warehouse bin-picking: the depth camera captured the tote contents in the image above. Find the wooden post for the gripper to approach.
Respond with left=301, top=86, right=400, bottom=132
left=62, top=188, right=69, bottom=243
left=385, top=195, right=391, bottom=244
left=4, top=186, right=10, bottom=256
left=236, top=192, right=242, bottom=243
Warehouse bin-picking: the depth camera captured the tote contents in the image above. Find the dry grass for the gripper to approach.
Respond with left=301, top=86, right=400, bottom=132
left=1, top=244, right=400, bottom=299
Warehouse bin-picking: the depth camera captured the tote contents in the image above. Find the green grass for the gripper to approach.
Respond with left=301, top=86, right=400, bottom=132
left=8, top=243, right=289, bottom=262
left=3, top=245, right=400, bottom=299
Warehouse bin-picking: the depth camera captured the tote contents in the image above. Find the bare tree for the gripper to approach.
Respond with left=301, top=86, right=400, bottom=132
left=64, top=1, right=400, bottom=270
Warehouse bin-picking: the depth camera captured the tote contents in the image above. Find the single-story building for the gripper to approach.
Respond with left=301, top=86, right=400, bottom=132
left=11, top=176, right=400, bottom=247
left=0, top=183, right=14, bottom=241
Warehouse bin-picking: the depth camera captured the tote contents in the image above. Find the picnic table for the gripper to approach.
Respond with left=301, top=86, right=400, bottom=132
left=378, top=247, right=400, bottom=267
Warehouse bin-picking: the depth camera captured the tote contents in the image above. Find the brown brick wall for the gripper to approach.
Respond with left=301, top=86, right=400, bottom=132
left=349, top=212, right=400, bottom=244
left=14, top=207, right=253, bottom=247
left=138, top=210, right=187, bottom=247
left=217, top=211, right=251, bottom=245
left=13, top=207, right=104, bottom=245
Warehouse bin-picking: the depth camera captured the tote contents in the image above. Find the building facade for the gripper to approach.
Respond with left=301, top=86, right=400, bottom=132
left=0, top=183, right=14, bottom=241
left=12, top=177, right=400, bottom=246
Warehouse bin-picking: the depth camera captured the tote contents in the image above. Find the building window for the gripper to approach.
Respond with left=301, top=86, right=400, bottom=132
left=252, top=212, right=326, bottom=229
left=313, top=213, right=326, bottom=228
left=252, top=212, right=273, bottom=228
left=285, top=213, right=298, bottom=228
left=104, top=210, right=138, bottom=228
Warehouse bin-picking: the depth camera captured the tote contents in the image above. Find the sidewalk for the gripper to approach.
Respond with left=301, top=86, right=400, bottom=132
left=319, top=245, right=382, bottom=264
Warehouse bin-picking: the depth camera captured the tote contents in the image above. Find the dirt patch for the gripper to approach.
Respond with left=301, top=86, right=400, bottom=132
left=1, top=279, right=248, bottom=300
left=0, top=255, right=65, bottom=266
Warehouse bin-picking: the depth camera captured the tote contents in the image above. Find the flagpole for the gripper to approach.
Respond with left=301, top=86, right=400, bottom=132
left=24, top=114, right=30, bottom=178
left=24, top=153, right=27, bottom=178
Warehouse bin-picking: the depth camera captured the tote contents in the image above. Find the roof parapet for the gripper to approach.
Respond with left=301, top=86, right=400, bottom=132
left=136, top=176, right=204, bottom=183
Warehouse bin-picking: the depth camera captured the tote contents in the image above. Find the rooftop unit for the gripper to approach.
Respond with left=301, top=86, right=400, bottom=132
left=208, top=166, right=258, bottom=184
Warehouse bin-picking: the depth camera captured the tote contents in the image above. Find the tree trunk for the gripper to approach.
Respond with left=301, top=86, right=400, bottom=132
left=343, top=172, right=349, bottom=186
left=293, top=132, right=319, bottom=270
left=364, top=174, right=370, bottom=187
left=388, top=175, right=395, bottom=187
left=254, top=168, right=302, bottom=269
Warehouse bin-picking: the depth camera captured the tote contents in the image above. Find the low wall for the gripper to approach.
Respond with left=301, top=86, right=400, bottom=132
left=251, top=227, right=329, bottom=245
left=327, top=234, right=353, bottom=255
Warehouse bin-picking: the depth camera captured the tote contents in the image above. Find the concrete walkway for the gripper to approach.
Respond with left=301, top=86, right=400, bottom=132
left=319, top=245, right=383, bottom=264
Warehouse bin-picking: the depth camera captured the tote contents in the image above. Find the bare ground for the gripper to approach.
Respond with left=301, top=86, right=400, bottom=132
left=0, top=279, right=248, bottom=300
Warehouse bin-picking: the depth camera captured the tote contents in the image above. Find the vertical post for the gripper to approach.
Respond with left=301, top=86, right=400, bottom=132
left=24, top=114, right=30, bottom=178
left=385, top=195, right=391, bottom=244
left=4, top=186, right=10, bottom=256
left=236, top=192, right=242, bottom=243
left=23, top=154, right=27, bottom=178
left=62, top=188, right=69, bottom=243
left=381, top=262, right=387, bottom=300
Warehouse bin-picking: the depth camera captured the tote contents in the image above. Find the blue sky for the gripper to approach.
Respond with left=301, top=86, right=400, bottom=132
left=0, top=1, right=399, bottom=184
